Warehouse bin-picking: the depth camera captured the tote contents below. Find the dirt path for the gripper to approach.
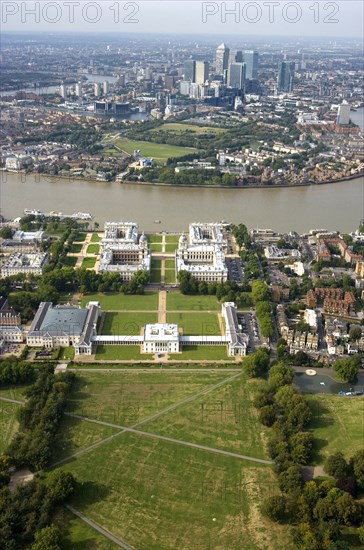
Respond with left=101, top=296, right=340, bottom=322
left=158, top=290, right=167, bottom=324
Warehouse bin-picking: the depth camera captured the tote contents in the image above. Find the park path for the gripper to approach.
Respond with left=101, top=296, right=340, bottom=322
left=65, top=505, right=134, bottom=550
left=158, top=290, right=167, bottom=324
left=0, top=396, right=24, bottom=405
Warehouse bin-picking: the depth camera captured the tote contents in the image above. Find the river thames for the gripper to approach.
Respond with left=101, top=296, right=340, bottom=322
left=1, top=171, right=363, bottom=233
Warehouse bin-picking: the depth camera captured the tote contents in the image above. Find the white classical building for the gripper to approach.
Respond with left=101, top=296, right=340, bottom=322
left=1, top=252, right=50, bottom=278
left=176, top=226, right=228, bottom=284
left=143, top=324, right=180, bottom=353
left=99, top=221, right=151, bottom=281
left=27, top=301, right=101, bottom=355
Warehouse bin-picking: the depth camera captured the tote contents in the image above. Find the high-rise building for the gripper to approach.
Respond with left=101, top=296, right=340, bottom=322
left=75, top=81, right=82, bottom=98
left=59, top=84, right=67, bottom=99
left=337, top=101, right=351, bottom=125
left=184, top=59, right=196, bottom=82
left=228, top=50, right=243, bottom=66
left=103, top=80, right=109, bottom=95
left=243, top=51, right=258, bottom=80
left=195, top=61, right=209, bottom=85
left=94, top=83, right=101, bottom=97
left=228, top=63, right=246, bottom=90
left=215, top=43, right=230, bottom=75
left=277, top=61, right=295, bottom=93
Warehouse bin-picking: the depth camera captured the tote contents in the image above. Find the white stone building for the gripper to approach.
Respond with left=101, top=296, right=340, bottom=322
left=143, top=324, right=180, bottom=353
left=1, top=252, right=50, bottom=278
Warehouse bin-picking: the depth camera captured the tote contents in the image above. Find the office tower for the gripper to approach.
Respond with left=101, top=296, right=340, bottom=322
left=75, top=81, right=82, bottom=98
left=184, top=59, right=196, bottom=82
left=228, top=63, right=246, bottom=90
left=337, top=101, right=351, bottom=125
left=103, top=80, right=109, bottom=95
left=59, top=84, right=67, bottom=99
left=195, top=61, right=209, bottom=85
left=94, top=83, right=101, bottom=97
left=228, top=50, right=243, bottom=66
left=243, top=51, right=258, bottom=80
left=215, top=43, right=230, bottom=75
left=277, top=61, right=295, bottom=92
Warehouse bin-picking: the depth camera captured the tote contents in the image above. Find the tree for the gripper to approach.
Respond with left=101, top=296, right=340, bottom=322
left=324, top=452, right=349, bottom=479
left=261, top=494, right=288, bottom=522
left=252, top=280, right=270, bottom=303
left=259, top=405, right=277, bottom=427
left=358, top=524, right=364, bottom=544
left=289, top=432, right=314, bottom=465
left=278, top=465, right=304, bottom=494
left=349, top=326, right=362, bottom=342
left=0, top=227, right=13, bottom=239
left=333, top=357, right=359, bottom=383
left=31, top=525, right=61, bottom=550
left=243, top=348, right=270, bottom=378
left=350, top=449, right=364, bottom=490
left=47, top=470, right=76, bottom=504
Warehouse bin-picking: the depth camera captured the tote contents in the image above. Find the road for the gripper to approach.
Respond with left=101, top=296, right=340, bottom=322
left=65, top=505, right=134, bottom=550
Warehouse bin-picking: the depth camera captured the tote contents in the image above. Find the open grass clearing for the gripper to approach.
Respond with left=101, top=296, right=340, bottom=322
left=54, top=508, right=115, bottom=550
left=150, top=122, right=226, bottom=135
left=307, top=394, right=364, bottom=463
left=95, top=345, right=153, bottom=361
left=115, top=138, right=198, bottom=160
left=80, top=292, right=158, bottom=311
left=167, top=312, right=221, bottom=335
left=64, top=256, right=78, bottom=267
left=141, top=374, right=268, bottom=459
left=0, top=401, right=20, bottom=454
left=65, top=371, right=229, bottom=426
left=169, top=345, right=229, bottom=361
left=59, top=432, right=291, bottom=550
left=81, top=258, right=96, bottom=269
left=102, top=312, right=157, bottom=335
left=0, top=385, right=28, bottom=400
left=167, top=292, right=220, bottom=311
left=86, top=244, right=100, bottom=254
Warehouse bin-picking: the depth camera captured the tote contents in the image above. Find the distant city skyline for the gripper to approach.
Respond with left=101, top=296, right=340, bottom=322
left=1, top=1, right=364, bottom=38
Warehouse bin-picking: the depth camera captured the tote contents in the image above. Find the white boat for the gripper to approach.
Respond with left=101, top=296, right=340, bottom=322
left=71, top=212, right=93, bottom=220
left=24, top=209, right=42, bottom=216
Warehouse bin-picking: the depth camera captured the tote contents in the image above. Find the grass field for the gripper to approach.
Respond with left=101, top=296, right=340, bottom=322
left=164, top=269, right=176, bottom=284
left=0, top=401, right=20, bottom=454
left=59, top=346, right=75, bottom=361
left=86, top=244, right=100, bottom=254
left=81, top=258, right=96, bottom=269
left=91, top=233, right=101, bottom=242
left=167, top=292, right=220, bottom=311
left=65, top=371, right=229, bottom=426
left=80, top=292, right=158, bottom=311
left=150, top=123, right=226, bottom=135
left=165, top=259, right=175, bottom=268
left=165, top=235, right=180, bottom=244
left=149, top=235, right=163, bottom=243
left=102, top=312, right=158, bottom=335
left=70, top=243, right=83, bottom=253
left=95, top=345, right=153, bottom=361
left=167, top=312, right=220, bottom=335
left=151, top=259, right=162, bottom=270
left=64, top=256, right=78, bottom=267
left=169, top=345, right=229, bottom=360
left=150, top=243, right=163, bottom=252
left=73, top=233, right=87, bottom=243
left=307, top=394, right=364, bottom=463
left=115, top=138, right=198, bottom=160
left=55, top=508, right=115, bottom=549
left=150, top=269, right=161, bottom=284
left=165, top=243, right=178, bottom=253
left=0, top=385, right=28, bottom=400
left=58, top=432, right=290, bottom=550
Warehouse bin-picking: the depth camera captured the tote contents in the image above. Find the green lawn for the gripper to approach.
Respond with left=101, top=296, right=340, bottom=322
left=150, top=123, right=226, bottom=135
left=167, top=292, right=220, bottom=311
left=150, top=270, right=161, bottom=284
left=86, top=244, right=100, bottom=254
left=95, top=345, right=153, bottom=361
left=150, top=243, right=163, bottom=253
left=80, top=292, right=158, bottom=311
left=0, top=401, right=20, bottom=454
left=167, top=312, right=221, bottom=335
left=307, top=394, right=364, bottom=463
left=165, top=235, right=180, bottom=244
left=149, top=235, right=163, bottom=244
left=0, top=385, right=28, bottom=400
left=59, top=346, right=75, bottom=361
left=142, top=374, right=268, bottom=458
left=81, top=257, right=96, bottom=269
left=73, top=233, right=87, bottom=243
left=64, top=256, right=78, bottom=267
left=115, top=138, right=198, bottom=160
left=91, top=233, right=101, bottom=242
left=165, top=243, right=178, bottom=253
left=55, top=508, right=115, bottom=549
left=169, top=345, right=229, bottom=361
left=165, top=259, right=175, bottom=268
left=164, top=269, right=176, bottom=284
left=151, top=259, right=162, bottom=270
left=102, top=312, right=157, bottom=335
left=58, top=432, right=290, bottom=550
left=65, top=371, right=228, bottom=426
left=70, top=243, right=83, bottom=254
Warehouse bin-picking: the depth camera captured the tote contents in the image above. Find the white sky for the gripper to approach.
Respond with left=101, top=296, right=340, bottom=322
left=1, top=1, right=364, bottom=38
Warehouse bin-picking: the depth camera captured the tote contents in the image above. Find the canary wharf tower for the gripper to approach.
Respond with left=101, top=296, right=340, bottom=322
left=215, top=43, right=230, bottom=75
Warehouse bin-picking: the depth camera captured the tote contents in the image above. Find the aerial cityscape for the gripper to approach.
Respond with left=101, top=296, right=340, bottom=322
left=0, top=3, right=364, bottom=549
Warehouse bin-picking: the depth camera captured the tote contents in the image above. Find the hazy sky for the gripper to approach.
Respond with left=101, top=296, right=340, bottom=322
left=2, top=1, right=364, bottom=38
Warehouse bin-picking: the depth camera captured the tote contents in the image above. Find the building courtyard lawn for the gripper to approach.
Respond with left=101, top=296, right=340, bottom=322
left=0, top=401, right=20, bottom=454
left=80, top=292, right=158, bottom=311
left=167, top=312, right=221, bottom=335
left=169, top=345, right=229, bottom=361
left=59, top=346, right=75, bottom=361
left=102, top=312, right=157, bottom=335
left=165, top=259, right=175, bottom=268
left=114, top=138, right=198, bottom=161
left=150, top=269, right=161, bottom=284
left=95, top=345, right=153, bottom=361
left=86, top=244, right=100, bottom=254
left=90, top=233, right=101, bottom=242
left=73, top=233, right=87, bottom=243
left=165, top=235, right=180, bottom=244
left=65, top=371, right=229, bottom=426
left=148, top=235, right=163, bottom=244
left=81, top=257, right=96, bottom=269
left=164, top=243, right=178, bottom=253
left=307, top=394, right=364, bottom=463
left=58, top=432, right=291, bottom=550
left=164, top=269, right=176, bottom=284
left=167, top=292, right=220, bottom=311
left=70, top=243, right=83, bottom=253
left=64, top=256, right=78, bottom=267
left=150, top=243, right=163, bottom=253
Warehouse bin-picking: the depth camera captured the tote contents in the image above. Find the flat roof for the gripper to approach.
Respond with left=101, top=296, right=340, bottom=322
left=144, top=323, right=179, bottom=341
left=39, top=307, right=88, bottom=336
